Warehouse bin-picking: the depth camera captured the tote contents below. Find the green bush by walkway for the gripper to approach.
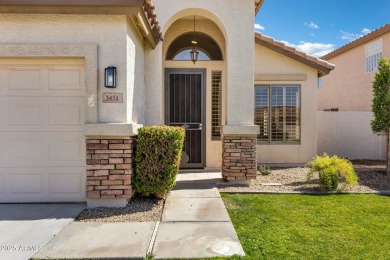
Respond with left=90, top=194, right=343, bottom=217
left=221, top=194, right=390, bottom=260
left=133, top=126, right=185, bottom=197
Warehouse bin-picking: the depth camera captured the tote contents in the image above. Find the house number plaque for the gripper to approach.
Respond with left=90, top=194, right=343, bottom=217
left=103, top=92, right=123, bottom=103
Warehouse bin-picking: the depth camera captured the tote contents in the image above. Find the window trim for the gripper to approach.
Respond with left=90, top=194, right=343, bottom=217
left=254, top=84, right=301, bottom=145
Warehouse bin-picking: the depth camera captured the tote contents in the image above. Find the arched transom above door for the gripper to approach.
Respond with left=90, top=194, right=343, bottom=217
left=166, top=32, right=223, bottom=61
left=163, top=15, right=226, bottom=62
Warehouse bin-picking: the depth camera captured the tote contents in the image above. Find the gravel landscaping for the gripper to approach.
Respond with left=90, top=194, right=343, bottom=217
left=76, top=195, right=164, bottom=222
left=219, top=160, right=390, bottom=193
left=77, top=161, right=390, bottom=222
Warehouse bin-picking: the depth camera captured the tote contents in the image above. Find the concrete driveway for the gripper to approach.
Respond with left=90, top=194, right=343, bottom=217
left=0, top=204, right=85, bottom=260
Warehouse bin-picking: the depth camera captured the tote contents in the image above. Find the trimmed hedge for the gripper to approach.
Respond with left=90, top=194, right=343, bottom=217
left=133, top=126, right=185, bottom=197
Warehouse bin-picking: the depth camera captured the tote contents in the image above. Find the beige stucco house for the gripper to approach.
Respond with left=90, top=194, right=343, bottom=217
left=0, top=0, right=333, bottom=207
left=254, top=34, right=333, bottom=164
left=318, top=24, right=390, bottom=160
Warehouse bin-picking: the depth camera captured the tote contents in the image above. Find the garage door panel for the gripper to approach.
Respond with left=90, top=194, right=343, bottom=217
left=49, top=102, right=84, bottom=125
left=1, top=132, right=85, bottom=167
left=49, top=173, right=83, bottom=194
left=0, top=68, right=4, bottom=90
left=1, top=125, right=84, bottom=132
left=8, top=68, right=43, bottom=90
left=2, top=66, right=84, bottom=96
left=2, top=89, right=84, bottom=97
left=0, top=139, right=3, bottom=161
left=9, top=138, right=44, bottom=161
left=49, top=138, right=84, bottom=161
left=49, top=68, right=83, bottom=90
left=8, top=101, right=44, bottom=125
left=1, top=97, right=83, bottom=131
left=48, top=167, right=85, bottom=201
left=3, top=125, right=85, bottom=132
left=0, top=168, right=85, bottom=202
left=0, top=102, right=4, bottom=126
left=10, top=173, right=44, bottom=195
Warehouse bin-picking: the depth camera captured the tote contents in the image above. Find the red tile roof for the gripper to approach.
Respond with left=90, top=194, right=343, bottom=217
left=255, top=32, right=335, bottom=76
left=143, top=0, right=162, bottom=43
left=322, top=23, right=390, bottom=60
left=255, top=0, right=264, bottom=14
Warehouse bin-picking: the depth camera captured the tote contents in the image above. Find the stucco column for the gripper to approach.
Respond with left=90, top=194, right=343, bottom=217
left=225, top=5, right=255, bottom=125
left=144, top=43, right=164, bottom=125
left=222, top=5, right=259, bottom=180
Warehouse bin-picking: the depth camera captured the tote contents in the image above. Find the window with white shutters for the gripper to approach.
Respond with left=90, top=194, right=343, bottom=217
left=254, top=85, right=300, bottom=143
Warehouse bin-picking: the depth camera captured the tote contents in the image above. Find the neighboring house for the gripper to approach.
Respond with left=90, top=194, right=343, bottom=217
left=0, top=0, right=333, bottom=207
left=318, top=24, right=390, bottom=160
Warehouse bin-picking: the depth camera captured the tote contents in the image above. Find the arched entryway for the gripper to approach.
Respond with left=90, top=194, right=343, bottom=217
left=163, top=13, right=226, bottom=169
left=166, top=32, right=223, bottom=61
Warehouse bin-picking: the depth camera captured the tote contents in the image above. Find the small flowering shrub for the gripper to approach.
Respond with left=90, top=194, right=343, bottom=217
left=306, top=153, right=358, bottom=191
left=133, top=126, right=185, bottom=198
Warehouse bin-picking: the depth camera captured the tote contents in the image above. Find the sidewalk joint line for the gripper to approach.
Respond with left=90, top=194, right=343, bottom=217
left=146, top=220, right=160, bottom=256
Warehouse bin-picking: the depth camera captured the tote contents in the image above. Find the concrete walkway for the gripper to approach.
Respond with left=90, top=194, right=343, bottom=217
left=34, top=222, right=155, bottom=259
left=34, top=172, right=244, bottom=259
left=152, top=172, right=245, bottom=259
left=0, top=204, right=85, bottom=260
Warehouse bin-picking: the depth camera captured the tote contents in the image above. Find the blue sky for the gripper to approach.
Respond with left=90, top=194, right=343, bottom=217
left=255, top=0, right=390, bottom=57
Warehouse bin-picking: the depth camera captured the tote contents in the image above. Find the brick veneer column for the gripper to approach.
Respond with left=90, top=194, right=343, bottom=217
left=222, top=135, right=257, bottom=181
left=86, top=138, right=133, bottom=200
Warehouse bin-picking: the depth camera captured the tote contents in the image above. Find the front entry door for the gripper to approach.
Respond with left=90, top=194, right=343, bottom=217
left=165, top=69, right=205, bottom=169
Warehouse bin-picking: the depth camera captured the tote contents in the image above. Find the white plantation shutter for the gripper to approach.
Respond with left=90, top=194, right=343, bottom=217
left=211, top=71, right=222, bottom=140
left=255, top=85, right=300, bottom=143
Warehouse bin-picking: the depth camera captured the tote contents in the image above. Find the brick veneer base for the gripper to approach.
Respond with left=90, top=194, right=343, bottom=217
left=222, top=135, right=257, bottom=181
left=86, top=138, right=133, bottom=200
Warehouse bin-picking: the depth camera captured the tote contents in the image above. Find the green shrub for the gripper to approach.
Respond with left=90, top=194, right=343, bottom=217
left=257, top=165, right=272, bottom=175
left=133, top=126, right=185, bottom=197
left=319, top=166, right=339, bottom=191
left=306, top=154, right=358, bottom=191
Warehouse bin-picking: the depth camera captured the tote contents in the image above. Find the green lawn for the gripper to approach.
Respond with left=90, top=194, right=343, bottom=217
left=221, top=194, right=390, bottom=260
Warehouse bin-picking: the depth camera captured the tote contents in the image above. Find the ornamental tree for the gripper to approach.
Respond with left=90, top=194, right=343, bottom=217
left=371, top=58, right=390, bottom=174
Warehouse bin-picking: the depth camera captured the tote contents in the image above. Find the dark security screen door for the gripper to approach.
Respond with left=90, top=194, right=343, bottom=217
left=165, top=69, right=205, bottom=168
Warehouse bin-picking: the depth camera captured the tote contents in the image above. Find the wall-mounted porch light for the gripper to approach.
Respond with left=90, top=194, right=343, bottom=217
left=105, top=67, right=117, bottom=88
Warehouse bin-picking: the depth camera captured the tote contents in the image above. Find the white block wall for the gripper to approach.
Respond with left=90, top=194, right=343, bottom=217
left=317, top=111, right=386, bottom=160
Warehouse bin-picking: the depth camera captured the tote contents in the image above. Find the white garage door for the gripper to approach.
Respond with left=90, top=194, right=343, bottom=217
left=0, top=59, right=86, bottom=202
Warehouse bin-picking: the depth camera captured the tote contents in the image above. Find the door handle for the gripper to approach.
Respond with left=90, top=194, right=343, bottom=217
left=198, top=124, right=202, bottom=130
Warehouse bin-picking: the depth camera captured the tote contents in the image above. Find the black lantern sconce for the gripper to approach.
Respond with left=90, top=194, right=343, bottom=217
left=105, top=67, right=117, bottom=88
